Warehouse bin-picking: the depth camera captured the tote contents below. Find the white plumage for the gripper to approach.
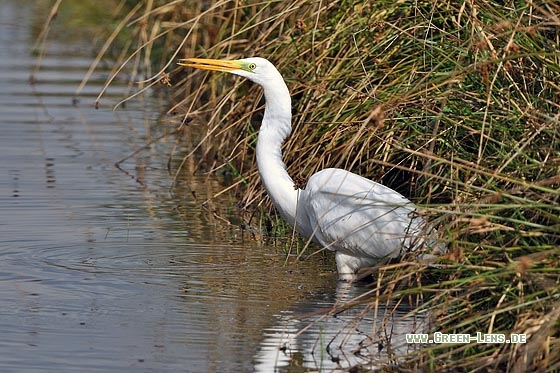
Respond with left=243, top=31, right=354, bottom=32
left=180, top=57, right=443, bottom=281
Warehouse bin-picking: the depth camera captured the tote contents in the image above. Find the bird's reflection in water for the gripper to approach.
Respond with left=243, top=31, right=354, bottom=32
left=254, top=281, right=430, bottom=372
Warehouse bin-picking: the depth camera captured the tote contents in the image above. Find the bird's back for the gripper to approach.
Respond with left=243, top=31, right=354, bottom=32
left=297, top=168, right=426, bottom=262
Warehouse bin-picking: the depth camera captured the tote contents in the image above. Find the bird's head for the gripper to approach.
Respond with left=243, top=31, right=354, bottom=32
left=179, top=56, right=292, bottom=127
left=178, top=57, right=283, bottom=88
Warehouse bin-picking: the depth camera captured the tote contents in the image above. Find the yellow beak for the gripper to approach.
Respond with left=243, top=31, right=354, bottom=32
left=178, top=58, right=243, bottom=72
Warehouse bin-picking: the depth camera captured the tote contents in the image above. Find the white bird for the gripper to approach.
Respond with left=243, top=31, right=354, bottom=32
left=179, top=57, right=442, bottom=281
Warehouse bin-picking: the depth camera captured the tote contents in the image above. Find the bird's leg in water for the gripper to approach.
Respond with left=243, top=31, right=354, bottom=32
left=335, top=251, right=366, bottom=282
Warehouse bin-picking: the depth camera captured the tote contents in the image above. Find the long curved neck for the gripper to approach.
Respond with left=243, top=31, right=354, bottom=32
left=255, top=82, right=299, bottom=226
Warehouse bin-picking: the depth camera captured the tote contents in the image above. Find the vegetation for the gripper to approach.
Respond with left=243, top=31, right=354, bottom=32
left=71, top=0, right=559, bottom=371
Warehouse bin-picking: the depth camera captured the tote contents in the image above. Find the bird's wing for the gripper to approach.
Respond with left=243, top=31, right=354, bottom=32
left=300, top=168, right=424, bottom=260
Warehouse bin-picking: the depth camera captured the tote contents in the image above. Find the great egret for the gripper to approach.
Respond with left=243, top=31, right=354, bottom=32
left=179, top=57, right=443, bottom=281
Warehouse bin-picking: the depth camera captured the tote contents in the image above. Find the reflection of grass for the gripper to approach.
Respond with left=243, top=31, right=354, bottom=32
left=52, top=0, right=560, bottom=370
left=31, top=0, right=121, bottom=40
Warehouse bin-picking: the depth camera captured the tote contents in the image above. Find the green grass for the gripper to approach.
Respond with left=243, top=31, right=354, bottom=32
left=69, top=0, right=560, bottom=370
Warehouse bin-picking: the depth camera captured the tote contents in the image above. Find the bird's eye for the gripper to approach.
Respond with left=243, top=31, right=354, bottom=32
left=248, top=63, right=257, bottom=70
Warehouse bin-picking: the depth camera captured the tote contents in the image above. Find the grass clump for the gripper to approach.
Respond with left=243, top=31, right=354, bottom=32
left=69, top=0, right=559, bottom=371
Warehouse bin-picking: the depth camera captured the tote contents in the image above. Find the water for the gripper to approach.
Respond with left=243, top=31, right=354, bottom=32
left=0, top=2, right=426, bottom=372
